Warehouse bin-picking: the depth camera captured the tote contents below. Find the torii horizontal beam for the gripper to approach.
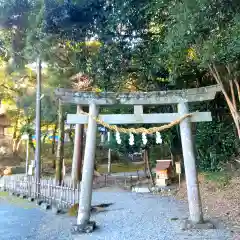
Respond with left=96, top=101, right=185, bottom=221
left=67, top=112, right=212, bottom=124
left=55, top=85, right=221, bottom=106
left=67, top=105, right=211, bottom=125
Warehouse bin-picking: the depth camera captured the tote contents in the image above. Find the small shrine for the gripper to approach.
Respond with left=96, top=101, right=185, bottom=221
left=155, top=160, right=173, bottom=187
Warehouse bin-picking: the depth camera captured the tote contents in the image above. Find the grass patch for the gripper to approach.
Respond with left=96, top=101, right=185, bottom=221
left=97, top=163, right=144, bottom=174
left=0, top=192, right=35, bottom=209
left=203, top=171, right=231, bottom=188
left=0, top=191, right=8, bottom=197
left=43, top=157, right=72, bottom=165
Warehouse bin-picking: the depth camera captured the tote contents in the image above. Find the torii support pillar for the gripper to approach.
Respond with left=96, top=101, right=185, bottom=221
left=178, top=102, right=203, bottom=224
left=72, top=105, right=84, bottom=186
left=76, top=103, right=99, bottom=232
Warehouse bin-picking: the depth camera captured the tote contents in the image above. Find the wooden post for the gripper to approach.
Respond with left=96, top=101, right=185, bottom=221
left=56, top=99, right=64, bottom=185
left=35, top=57, right=42, bottom=198
left=107, top=132, right=112, bottom=174
left=72, top=105, right=84, bottom=185
left=52, top=123, right=57, bottom=167
left=175, top=162, right=181, bottom=189
left=100, top=133, right=105, bottom=143
left=77, top=103, right=99, bottom=226
left=107, top=149, right=112, bottom=174
left=25, top=137, right=29, bottom=176
left=178, top=102, right=203, bottom=223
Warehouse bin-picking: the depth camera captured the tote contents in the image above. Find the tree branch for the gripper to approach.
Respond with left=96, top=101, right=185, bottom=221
left=234, top=79, right=240, bottom=106
left=209, top=64, right=239, bottom=118
left=229, top=80, right=237, bottom=111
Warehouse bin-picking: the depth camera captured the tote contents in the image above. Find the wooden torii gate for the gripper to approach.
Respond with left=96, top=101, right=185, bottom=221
left=55, top=84, right=221, bottom=232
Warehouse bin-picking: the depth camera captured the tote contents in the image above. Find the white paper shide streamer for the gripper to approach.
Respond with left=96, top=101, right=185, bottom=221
left=156, top=132, right=162, bottom=144
left=142, top=133, right=148, bottom=145
left=129, top=133, right=134, bottom=146
left=107, top=131, right=111, bottom=142
left=115, top=131, right=122, bottom=144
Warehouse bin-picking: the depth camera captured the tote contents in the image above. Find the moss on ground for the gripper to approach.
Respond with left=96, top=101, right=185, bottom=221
left=0, top=192, right=35, bottom=209
left=0, top=191, right=8, bottom=197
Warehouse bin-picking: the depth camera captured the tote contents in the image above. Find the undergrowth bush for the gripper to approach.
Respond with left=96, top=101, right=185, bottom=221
left=203, top=172, right=231, bottom=188
left=196, top=120, right=239, bottom=171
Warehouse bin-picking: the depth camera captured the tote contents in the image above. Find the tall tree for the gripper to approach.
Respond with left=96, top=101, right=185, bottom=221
left=157, top=0, right=240, bottom=137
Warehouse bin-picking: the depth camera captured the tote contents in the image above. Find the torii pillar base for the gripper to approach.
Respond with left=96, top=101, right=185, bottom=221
left=71, top=221, right=96, bottom=234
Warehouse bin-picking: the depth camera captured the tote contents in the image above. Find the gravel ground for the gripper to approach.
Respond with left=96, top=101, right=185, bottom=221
left=0, top=190, right=233, bottom=240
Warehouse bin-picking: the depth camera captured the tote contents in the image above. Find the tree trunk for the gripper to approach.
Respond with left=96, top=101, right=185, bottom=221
left=11, top=27, right=24, bottom=70
left=229, top=79, right=240, bottom=138
left=16, top=138, right=22, bottom=151
left=209, top=64, right=240, bottom=139
left=26, top=118, right=35, bottom=152
left=51, top=123, right=57, bottom=168
left=56, top=100, right=64, bottom=185
left=43, top=124, right=49, bottom=144
left=234, top=79, right=240, bottom=104
left=145, top=149, right=154, bottom=186
left=68, top=125, right=74, bottom=146
left=12, top=109, right=20, bottom=154
left=28, top=132, right=35, bottom=152
left=13, top=135, right=21, bottom=154
left=143, top=150, right=148, bottom=177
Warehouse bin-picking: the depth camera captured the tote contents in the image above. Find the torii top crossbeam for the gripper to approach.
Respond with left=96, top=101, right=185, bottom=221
left=55, top=85, right=221, bottom=105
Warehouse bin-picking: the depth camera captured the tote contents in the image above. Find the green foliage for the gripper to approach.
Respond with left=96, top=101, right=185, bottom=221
left=106, top=132, right=142, bottom=159
left=19, top=122, right=34, bottom=136
left=17, top=91, right=58, bottom=124
left=196, top=120, right=239, bottom=171
left=160, top=0, right=240, bottom=82
left=0, top=0, right=240, bottom=174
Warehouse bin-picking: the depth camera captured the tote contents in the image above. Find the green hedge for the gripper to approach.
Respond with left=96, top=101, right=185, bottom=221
left=195, top=120, right=239, bottom=171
